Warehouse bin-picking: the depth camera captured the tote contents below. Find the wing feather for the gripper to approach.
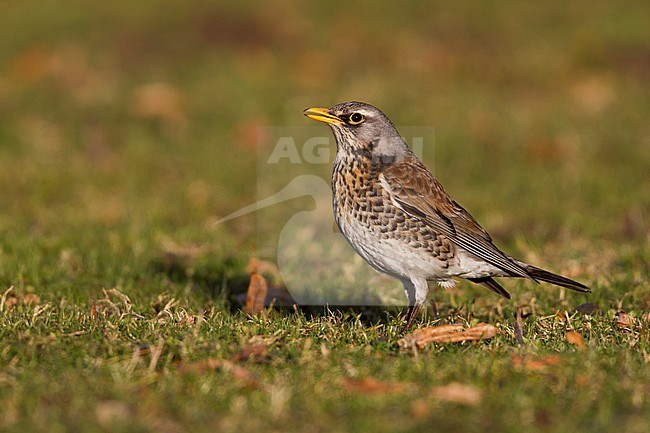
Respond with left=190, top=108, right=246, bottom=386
left=380, top=155, right=534, bottom=280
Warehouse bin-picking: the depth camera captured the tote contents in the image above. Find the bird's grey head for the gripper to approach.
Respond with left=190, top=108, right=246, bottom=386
left=304, top=101, right=411, bottom=163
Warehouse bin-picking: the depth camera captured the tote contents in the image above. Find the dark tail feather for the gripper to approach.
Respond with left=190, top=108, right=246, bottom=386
left=468, top=277, right=511, bottom=299
left=523, top=264, right=591, bottom=293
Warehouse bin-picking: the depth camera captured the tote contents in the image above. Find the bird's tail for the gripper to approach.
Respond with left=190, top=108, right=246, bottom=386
left=467, top=277, right=511, bottom=299
left=520, top=263, right=591, bottom=293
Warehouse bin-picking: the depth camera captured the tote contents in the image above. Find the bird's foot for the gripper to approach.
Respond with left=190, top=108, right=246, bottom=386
left=402, top=304, right=423, bottom=333
left=429, top=299, right=439, bottom=320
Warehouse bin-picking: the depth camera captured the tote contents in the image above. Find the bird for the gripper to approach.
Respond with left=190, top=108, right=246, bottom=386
left=304, top=101, right=590, bottom=331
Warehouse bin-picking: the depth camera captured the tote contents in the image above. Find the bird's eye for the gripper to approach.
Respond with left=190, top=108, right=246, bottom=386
left=348, top=112, right=365, bottom=125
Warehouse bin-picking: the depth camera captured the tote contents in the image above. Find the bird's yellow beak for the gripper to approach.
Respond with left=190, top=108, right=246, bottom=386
left=303, top=107, right=342, bottom=125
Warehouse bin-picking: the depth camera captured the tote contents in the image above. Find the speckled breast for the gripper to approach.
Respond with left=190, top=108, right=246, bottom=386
left=331, top=154, right=455, bottom=276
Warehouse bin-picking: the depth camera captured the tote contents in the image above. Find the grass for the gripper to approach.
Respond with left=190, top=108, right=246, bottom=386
left=1, top=1, right=649, bottom=432
left=1, top=291, right=648, bottom=432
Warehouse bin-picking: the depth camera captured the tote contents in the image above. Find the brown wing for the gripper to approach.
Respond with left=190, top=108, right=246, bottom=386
left=380, top=155, right=534, bottom=280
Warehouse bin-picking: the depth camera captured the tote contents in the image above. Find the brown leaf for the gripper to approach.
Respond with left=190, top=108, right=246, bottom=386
left=131, top=82, right=185, bottom=124
left=245, top=272, right=268, bottom=315
left=22, top=293, right=41, bottom=305
left=226, top=363, right=258, bottom=387
left=342, top=377, right=405, bottom=395
left=565, top=331, right=586, bottom=350
left=95, top=400, right=131, bottom=427
left=8, top=45, right=56, bottom=85
left=179, top=358, right=258, bottom=388
left=3, top=296, right=18, bottom=309
left=575, top=374, right=591, bottom=387
left=231, top=344, right=269, bottom=363
left=246, top=258, right=282, bottom=282
left=430, top=382, right=482, bottom=406
left=242, top=257, right=294, bottom=308
left=398, top=323, right=498, bottom=349
left=410, top=399, right=430, bottom=419
left=0, top=289, right=42, bottom=309
left=177, top=359, right=210, bottom=375
left=235, top=118, right=269, bottom=152
left=525, top=137, right=562, bottom=163
left=615, top=311, right=633, bottom=330
left=512, top=354, right=562, bottom=371
left=235, top=284, right=294, bottom=307
left=570, top=75, right=616, bottom=115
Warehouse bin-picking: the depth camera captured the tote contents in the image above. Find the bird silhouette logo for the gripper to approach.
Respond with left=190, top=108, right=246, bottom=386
left=216, top=174, right=404, bottom=306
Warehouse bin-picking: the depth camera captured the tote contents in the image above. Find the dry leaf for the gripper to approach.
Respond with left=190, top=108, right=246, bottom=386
left=178, top=359, right=210, bottom=375
left=0, top=289, right=43, bottom=310
left=95, top=400, right=131, bottom=427
left=615, top=311, right=633, bottom=330
left=3, top=296, right=18, bottom=309
left=570, top=75, right=616, bottom=115
left=235, top=118, right=269, bottom=152
left=431, top=382, right=482, bottom=406
left=231, top=344, right=269, bottom=362
left=131, top=82, right=185, bottom=123
left=410, top=399, right=430, bottom=419
left=565, top=331, right=586, bottom=350
left=512, top=354, right=561, bottom=371
left=398, top=323, right=498, bottom=349
left=575, top=374, right=591, bottom=387
left=342, top=377, right=405, bottom=395
left=525, top=137, right=562, bottom=163
left=92, top=288, right=133, bottom=318
left=8, top=46, right=56, bottom=85
left=246, top=258, right=282, bottom=282
left=245, top=272, right=268, bottom=315
left=22, top=293, right=41, bottom=305
left=179, top=358, right=258, bottom=388
left=236, top=284, right=294, bottom=307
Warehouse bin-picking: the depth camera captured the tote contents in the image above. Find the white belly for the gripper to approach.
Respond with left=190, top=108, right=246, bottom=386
left=337, top=213, right=451, bottom=280
left=336, top=212, right=506, bottom=282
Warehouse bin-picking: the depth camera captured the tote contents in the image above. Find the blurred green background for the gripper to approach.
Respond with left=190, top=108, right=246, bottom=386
left=1, top=1, right=649, bottom=432
left=2, top=1, right=648, bottom=266
left=2, top=0, right=649, bottom=314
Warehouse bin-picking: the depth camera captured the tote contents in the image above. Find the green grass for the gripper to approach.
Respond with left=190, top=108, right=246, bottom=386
left=1, top=1, right=649, bottom=432
left=1, top=292, right=649, bottom=433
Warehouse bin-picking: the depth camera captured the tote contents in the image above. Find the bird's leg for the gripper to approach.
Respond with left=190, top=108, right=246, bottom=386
left=400, top=278, right=428, bottom=333
left=403, top=303, right=422, bottom=333
left=429, top=298, right=439, bottom=320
